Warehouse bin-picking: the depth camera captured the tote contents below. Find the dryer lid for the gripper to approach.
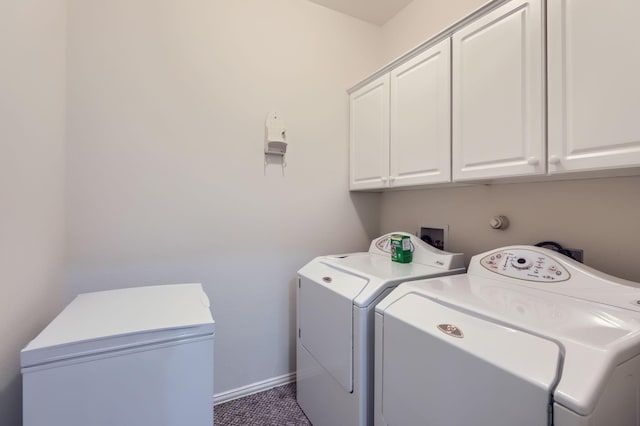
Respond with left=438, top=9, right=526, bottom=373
left=300, top=254, right=464, bottom=308
left=298, top=270, right=358, bottom=393
left=21, top=283, right=214, bottom=368
left=297, top=258, right=370, bottom=303
left=369, top=232, right=465, bottom=270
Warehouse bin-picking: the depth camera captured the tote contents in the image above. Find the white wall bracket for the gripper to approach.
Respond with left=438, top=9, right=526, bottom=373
left=265, top=112, right=287, bottom=156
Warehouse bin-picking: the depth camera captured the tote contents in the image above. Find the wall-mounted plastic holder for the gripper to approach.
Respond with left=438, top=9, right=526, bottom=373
left=265, top=112, right=287, bottom=156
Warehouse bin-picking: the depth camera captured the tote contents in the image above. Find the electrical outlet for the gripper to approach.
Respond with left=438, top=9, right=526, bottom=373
left=419, top=225, right=449, bottom=251
left=565, top=248, right=584, bottom=263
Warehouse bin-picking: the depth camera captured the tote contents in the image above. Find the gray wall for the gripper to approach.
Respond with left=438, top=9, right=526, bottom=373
left=0, top=1, right=66, bottom=424
left=64, top=0, right=382, bottom=395
left=380, top=177, right=640, bottom=282
left=379, top=0, right=640, bottom=283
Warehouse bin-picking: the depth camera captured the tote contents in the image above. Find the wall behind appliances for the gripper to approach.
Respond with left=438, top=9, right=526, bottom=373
left=65, top=0, right=382, bottom=396
left=0, top=1, right=66, bottom=425
left=378, top=0, right=640, bottom=283
left=380, top=177, right=640, bottom=282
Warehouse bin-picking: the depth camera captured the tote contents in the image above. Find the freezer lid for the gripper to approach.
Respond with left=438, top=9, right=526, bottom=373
left=21, top=283, right=214, bottom=368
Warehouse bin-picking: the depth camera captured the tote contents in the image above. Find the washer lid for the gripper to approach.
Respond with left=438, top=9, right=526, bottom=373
left=381, top=293, right=560, bottom=426
left=378, top=274, right=640, bottom=416
left=21, top=283, right=214, bottom=368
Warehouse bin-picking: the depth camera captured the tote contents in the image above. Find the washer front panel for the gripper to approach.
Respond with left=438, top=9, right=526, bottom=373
left=381, top=292, right=559, bottom=426
left=480, top=248, right=570, bottom=283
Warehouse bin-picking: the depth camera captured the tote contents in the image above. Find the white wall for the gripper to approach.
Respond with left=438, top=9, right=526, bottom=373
left=378, top=0, right=640, bottom=282
left=0, top=1, right=66, bottom=424
left=65, top=0, right=382, bottom=395
left=380, top=0, right=486, bottom=64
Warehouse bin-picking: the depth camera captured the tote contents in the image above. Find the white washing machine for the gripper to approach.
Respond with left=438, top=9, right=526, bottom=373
left=296, top=232, right=465, bottom=426
left=374, top=246, right=640, bottom=426
left=21, top=283, right=214, bottom=426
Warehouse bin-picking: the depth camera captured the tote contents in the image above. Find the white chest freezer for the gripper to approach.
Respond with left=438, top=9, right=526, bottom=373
left=296, top=232, right=465, bottom=426
left=21, top=283, right=215, bottom=426
left=375, top=246, right=640, bottom=426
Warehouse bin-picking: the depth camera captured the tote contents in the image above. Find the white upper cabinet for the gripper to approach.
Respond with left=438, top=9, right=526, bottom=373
left=452, top=0, right=545, bottom=181
left=390, top=38, right=451, bottom=187
left=547, top=0, right=640, bottom=174
left=349, top=75, right=390, bottom=190
left=349, top=0, right=640, bottom=191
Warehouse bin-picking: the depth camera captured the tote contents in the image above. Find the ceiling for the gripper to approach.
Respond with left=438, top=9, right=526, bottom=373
left=307, top=0, right=414, bottom=25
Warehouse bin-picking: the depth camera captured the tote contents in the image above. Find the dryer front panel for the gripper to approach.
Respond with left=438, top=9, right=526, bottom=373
left=298, top=266, right=367, bottom=393
left=380, top=293, right=561, bottom=426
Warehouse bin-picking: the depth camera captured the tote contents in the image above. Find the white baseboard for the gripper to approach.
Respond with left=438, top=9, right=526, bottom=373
left=213, top=372, right=296, bottom=405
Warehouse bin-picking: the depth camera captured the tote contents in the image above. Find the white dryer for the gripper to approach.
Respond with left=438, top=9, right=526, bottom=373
left=296, top=232, right=465, bottom=426
left=374, top=246, right=640, bottom=426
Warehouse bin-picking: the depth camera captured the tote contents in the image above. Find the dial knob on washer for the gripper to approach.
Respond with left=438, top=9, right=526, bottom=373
left=511, top=257, right=532, bottom=270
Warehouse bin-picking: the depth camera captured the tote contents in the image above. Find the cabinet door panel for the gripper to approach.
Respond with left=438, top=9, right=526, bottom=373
left=390, top=39, right=451, bottom=187
left=349, top=75, right=390, bottom=190
left=452, top=0, right=544, bottom=181
left=548, top=0, right=640, bottom=173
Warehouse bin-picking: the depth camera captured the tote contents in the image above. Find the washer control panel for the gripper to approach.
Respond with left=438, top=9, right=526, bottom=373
left=480, top=249, right=570, bottom=282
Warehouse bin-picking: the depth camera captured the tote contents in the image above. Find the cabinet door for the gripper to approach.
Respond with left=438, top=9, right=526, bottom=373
left=349, top=75, right=390, bottom=190
left=390, top=39, right=451, bottom=187
left=452, top=0, right=545, bottom=181
left=548, top=0, right=640, bottom=173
